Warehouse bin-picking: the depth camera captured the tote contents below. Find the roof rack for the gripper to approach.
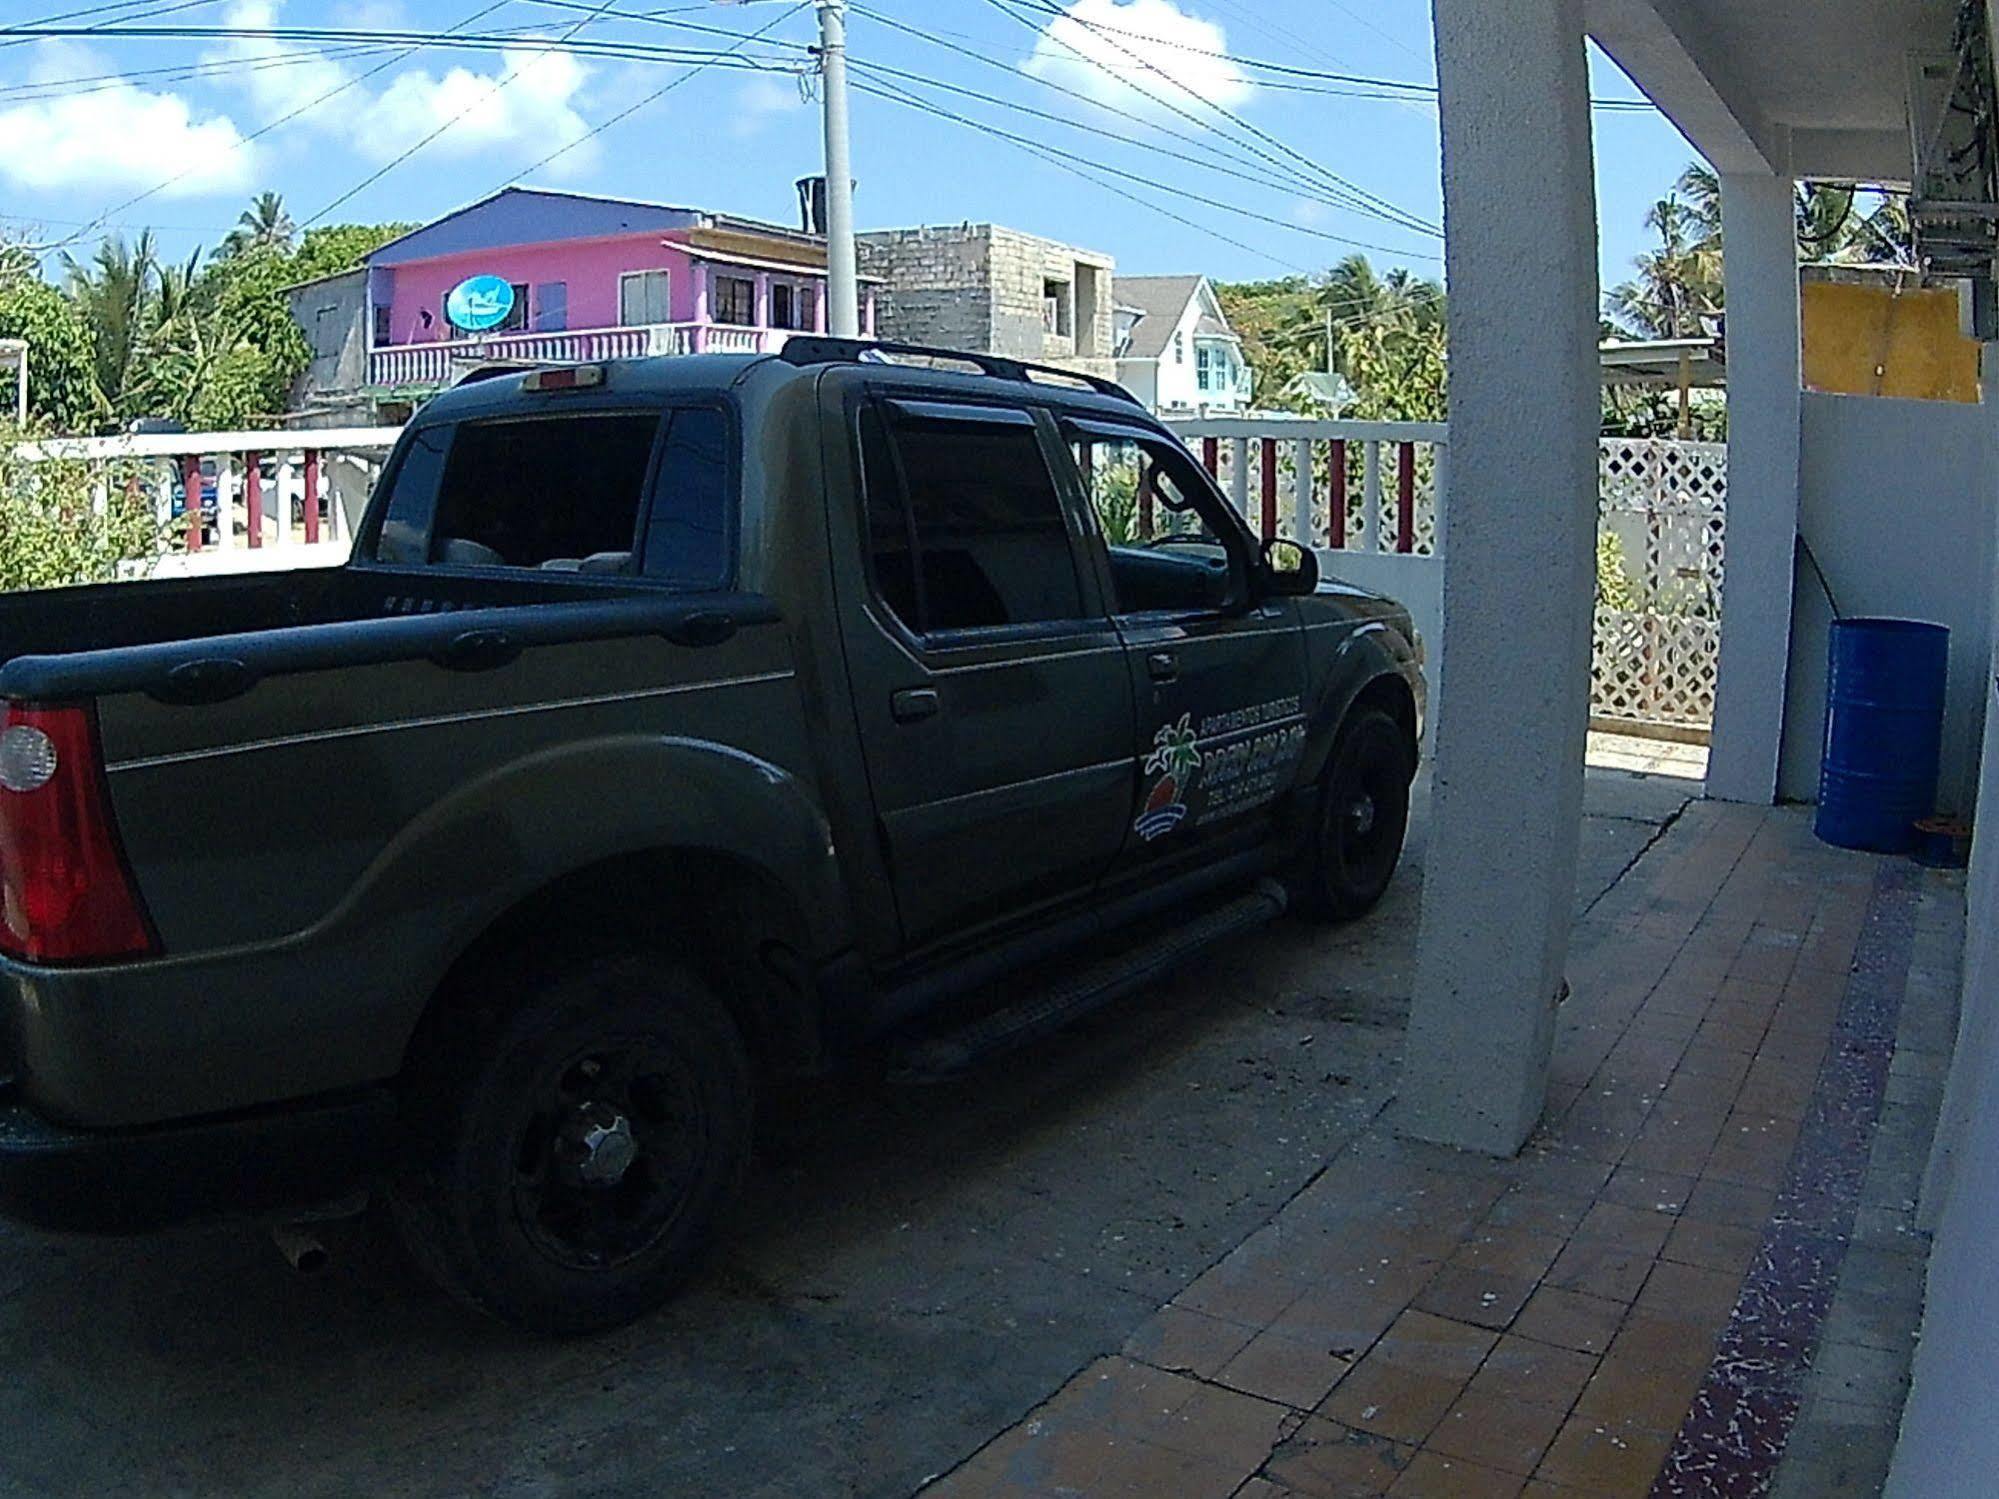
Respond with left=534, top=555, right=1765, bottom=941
left=775, top=336, right=1142, bottom=406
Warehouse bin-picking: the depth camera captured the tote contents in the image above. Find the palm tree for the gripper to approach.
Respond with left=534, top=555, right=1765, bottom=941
left=61, top=231, right=160, bottom=419
left=220, top=192, right=295, bottom=259
left=1278, top=255, right=1445, bottom=374
left=1607, top=194, right=1722, bottom=338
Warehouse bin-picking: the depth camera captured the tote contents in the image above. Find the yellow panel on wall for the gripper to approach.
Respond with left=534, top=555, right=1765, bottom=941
left=1801, top=280, right=1981, bottom=404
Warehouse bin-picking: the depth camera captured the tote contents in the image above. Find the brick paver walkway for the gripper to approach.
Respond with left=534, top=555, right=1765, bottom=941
left=918, top=802, right=1952, bottom=1498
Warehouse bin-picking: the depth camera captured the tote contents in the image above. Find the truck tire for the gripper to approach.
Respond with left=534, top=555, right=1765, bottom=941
left=1295, top=708, right=1414, bottom=922
left=388, top=953, right=753, bottom=1335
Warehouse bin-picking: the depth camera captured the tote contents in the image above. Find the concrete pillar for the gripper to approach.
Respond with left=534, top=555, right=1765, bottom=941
left=1707, top=171, right=1803, bottom=803
left=1400, top=0, right=1599, bottom=1155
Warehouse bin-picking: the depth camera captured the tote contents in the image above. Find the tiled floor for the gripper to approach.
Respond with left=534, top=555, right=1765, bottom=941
left=919, top=803, right=1960, bottom=1499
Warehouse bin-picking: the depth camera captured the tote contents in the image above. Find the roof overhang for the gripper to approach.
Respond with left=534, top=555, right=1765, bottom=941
left=1585, top=0, right=1951, bottom=183
left=1600, top=336, right=1727, bottom=388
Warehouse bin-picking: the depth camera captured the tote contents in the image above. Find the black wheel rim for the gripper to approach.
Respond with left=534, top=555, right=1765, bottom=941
left=1329, top=740, right=1405, bottom=892
left=510, top=1038, right=707, bottom=1271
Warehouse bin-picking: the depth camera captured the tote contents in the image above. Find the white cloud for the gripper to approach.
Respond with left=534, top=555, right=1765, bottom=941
left=730, top=72, right=805, bottom=138
left=206, top=1, right=356, bottom=122
left=1024, top=0, right=1254, bottom=122
left=0, top=42, right=256, bottom=197
left=201, top=1, right=596, bottom=175
left=367, top=48, right=597, bottom=175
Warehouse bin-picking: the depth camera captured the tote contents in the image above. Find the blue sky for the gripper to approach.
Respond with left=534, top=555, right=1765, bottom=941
left=0, top=0, right=1699, bottom=301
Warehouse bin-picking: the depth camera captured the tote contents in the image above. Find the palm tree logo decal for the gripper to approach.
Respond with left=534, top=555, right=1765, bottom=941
left=1136, top=715, right=1202, bottom=841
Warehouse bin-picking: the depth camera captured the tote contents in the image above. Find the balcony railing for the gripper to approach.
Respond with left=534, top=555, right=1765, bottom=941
left=367, top=323, right=799, bottom=387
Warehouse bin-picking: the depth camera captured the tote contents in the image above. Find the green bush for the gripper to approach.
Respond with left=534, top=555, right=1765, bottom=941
left=0, top=425, right=164, bottom=591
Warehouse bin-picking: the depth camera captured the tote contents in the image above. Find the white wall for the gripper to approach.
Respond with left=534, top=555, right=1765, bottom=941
left=1885, top=542, right=1999, bottom=1499
left=1778, top=392, right=1994, bottom=814
left=1151, top=297, right=1205, bottom=413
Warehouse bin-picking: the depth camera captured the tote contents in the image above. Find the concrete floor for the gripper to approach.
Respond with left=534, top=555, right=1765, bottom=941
left=0, top=769, right=1695, bottom=1499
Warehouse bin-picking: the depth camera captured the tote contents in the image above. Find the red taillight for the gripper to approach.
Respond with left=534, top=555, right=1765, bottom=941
left=0, top=703, right=156, bottom=964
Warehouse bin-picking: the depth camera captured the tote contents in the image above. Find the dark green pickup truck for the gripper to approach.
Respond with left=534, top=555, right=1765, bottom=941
left=0, top=339, right=1422, bottom=1331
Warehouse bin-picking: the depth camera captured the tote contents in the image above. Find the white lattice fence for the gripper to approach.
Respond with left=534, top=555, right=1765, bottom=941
left=1593, top=437, right=1726, bottom=733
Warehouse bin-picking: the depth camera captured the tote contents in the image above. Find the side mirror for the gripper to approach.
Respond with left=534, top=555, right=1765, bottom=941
left=1260, top=536, right=1320, bottom=596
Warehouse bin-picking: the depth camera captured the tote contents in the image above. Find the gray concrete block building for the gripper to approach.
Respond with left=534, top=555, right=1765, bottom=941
left=856, top=224, right=1116, bottom=379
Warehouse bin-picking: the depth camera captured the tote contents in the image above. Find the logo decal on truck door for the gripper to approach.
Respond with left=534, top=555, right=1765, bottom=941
left=1135, top=714, right=1202, bottom=841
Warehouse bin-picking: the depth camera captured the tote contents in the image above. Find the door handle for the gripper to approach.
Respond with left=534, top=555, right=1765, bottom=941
left=891, top=687, right=940, bottom=723
left=1146, top=651, right=1179, bottom=683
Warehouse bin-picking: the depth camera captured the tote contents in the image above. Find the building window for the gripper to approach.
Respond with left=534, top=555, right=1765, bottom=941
left=619, top=268, right=671, bottom=327
left=1196, top=345, right=1212, bottom=391
left=1043, top=277, right=1072, bottom=336
left=372, top=303, right=392, bottom=347
left=534, top=281, right=568, bottom=332
left=770, top=282, right=820, bottom=330
left=713, top=275, right=756, bottom=326
left=1172, top=331, right=1184, bottom=364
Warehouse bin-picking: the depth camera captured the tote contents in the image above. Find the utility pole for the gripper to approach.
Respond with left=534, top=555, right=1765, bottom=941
left=817, top=0, right=859, bottom=336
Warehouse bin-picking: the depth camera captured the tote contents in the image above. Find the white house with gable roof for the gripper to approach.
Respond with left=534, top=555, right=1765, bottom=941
left=1112, top=275, right=1252, bottom=414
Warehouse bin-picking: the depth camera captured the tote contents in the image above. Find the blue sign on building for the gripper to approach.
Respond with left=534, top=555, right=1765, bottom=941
left=446, top=275, right=517, bottom=332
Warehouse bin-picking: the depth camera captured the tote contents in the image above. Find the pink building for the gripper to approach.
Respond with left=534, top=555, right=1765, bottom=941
left=351, top=187, right=875, bottom=402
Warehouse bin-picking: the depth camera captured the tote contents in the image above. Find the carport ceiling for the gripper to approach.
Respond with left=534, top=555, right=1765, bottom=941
left=1589, top=0, right=1958, bottom=179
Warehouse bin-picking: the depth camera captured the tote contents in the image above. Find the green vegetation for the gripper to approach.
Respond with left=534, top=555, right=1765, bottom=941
left=1216, top=254, right=1446, bottom=422
left=1220, top=164, right=1912, bottom=441
left=0, top=196, right=407, bottom=434
left=0, top=425, right=162, bottom=592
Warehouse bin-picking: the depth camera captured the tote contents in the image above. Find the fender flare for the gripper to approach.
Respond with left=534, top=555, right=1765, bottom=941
left=298, top=734, right=850, bottom=1042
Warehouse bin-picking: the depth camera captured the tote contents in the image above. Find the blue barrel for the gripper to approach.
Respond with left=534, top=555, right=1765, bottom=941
left=1815, top=618, right=1949, bottom=853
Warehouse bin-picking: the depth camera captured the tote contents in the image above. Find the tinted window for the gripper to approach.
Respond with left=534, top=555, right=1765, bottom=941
left=641, top=407, right=731, bottom=587
left=425, top=413, right=658, bottom=569
left=373, top=424, right=451, bottom=564
left=863, top=404, right=1085, bottom=633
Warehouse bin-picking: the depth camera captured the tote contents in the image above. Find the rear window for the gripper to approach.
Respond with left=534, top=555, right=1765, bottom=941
left=371, top=409, right=732, bottom=585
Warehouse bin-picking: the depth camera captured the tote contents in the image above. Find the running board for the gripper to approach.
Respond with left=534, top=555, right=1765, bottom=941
left=888, top=880, right=1288, bottom=1082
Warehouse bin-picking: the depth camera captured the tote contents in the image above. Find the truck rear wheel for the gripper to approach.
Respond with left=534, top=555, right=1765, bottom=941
left=1296, top=708, right=1414, bottom=922
left=389, top=953, right=753, bottom=1335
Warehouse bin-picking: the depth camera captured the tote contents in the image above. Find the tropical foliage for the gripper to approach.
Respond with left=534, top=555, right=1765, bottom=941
left=1217, top=255, right=1446, bottom=421
left=0, top=196, right=407, bottom=434
left=0, top=424, right=162, bottom=592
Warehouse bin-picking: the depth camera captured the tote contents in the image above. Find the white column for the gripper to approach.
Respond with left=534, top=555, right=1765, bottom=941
left=1706, top=171, right=1803, bottom=803
left=1401, top=0, right=1599, bottom=1155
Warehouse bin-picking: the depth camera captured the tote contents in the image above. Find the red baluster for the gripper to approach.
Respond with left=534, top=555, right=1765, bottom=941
left=1138, top=463, right=1156, bottom=540
left=244, top=452, right=262, bottom=548
left=1329, top=438, right=1348, bottom=549
left=1201, top=436, right=1218, bottom=477
left=1396, top=441, right=1416, bottom=554
left=303, top=450, right=321, bottom=544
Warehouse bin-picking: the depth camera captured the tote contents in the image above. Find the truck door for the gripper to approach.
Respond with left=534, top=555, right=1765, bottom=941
left=1063, top=420, right=1309, bottom=886
left=831, top=393, right=1137, bottom=953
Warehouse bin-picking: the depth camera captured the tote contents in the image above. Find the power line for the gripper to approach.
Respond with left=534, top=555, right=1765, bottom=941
left=983, top=0, right=1439, bottom=237
left=847, top=55, right=1412, bottom=225
left=492, top=0, right=813, bottom=188
left=303, top=0, right=631, bottom=227
left=846, top=3, right=1383, bottom=220
left=857, top=68, right=1312, bottom=274
left=31, top=0, right=520, bottom=255
left=848, top=73, right=1439, bottom=262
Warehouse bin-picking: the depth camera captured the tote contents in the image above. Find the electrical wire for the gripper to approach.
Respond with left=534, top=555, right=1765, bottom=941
left=857, top=67, right=1312, bottom=274
left=491, top=0, right=812, bottom=188
left=981, top=0, right=1439, bottom=237
left=848, top=73, right=1438, bottom=262
left=846, top=3, right=1388, bottom=219
left=846, top=55, right=1417, bottom=226
left=302, top=0, right=631, bottom=227
left=28, top=0, right=520, bottom=255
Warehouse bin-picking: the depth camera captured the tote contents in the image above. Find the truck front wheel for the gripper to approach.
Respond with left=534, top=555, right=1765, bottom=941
left=389, top=953, right=753, bottom=1334
left=1295, top=708, right=1415, bottom=922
